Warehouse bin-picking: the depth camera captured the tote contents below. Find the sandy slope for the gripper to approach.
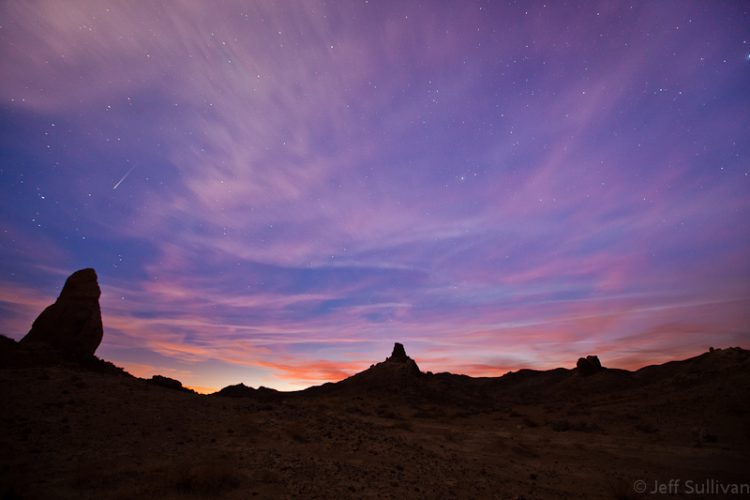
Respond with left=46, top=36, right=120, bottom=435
left=1, top=345, right=749, bottom=499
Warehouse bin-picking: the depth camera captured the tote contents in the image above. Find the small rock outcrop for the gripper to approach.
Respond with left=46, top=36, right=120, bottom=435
left=387, top=342, right=409, bottom=362
left=215, top=383, right=257, bottom=397
left=337, top=342, right=422, bottom=393
left=384, top=342, right=420, bottom=374
left=20, top=268, right=103, bottom=359
left=576, top=355, right=602, bottom=376
left=214, top=383, right=282, bottom=401
left=148, top=375, right=184, bottom=391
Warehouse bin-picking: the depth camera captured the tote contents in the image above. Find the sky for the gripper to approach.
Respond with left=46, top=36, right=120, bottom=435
left=1, top=1, right=749, bottom=392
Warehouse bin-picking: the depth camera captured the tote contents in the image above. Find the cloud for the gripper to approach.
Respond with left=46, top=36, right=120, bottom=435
left=254, top=358, right=370, bottom=383
left=0, top=1, right=748, bottom=389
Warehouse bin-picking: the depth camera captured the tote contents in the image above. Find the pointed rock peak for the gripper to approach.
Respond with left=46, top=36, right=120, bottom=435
left=387, top=342, right=409, bottom=362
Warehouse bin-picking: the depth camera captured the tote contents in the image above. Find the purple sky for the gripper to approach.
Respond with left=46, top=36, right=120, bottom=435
left=1, top=1, right=749, bottom=391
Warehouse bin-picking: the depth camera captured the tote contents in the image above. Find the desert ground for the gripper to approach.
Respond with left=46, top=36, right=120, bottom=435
left=1, top=338, right=749, bottom=499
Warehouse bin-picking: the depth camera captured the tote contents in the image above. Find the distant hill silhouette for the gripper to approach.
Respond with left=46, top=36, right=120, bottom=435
left=2, top=268, right=749, bottom=499
left=287, top=342, right=750, bottom=410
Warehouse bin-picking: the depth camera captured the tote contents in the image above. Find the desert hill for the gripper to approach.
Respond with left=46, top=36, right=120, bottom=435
left=1, top=334, right=749, bottom=499
left=1, top=269, right=748, bottom=498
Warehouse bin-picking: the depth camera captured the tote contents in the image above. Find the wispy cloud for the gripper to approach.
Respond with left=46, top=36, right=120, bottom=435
left=1, top=1, right=748, bottom=389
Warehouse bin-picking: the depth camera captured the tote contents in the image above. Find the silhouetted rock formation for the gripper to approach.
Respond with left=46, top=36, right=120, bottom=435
left=148, top=375, right=185, bottom=391
left=20, top=268, right=103, bottom=359
left=382, top=342, right=420, bottom=372
left=215, top=383, right=257, bottom=397
left=332, top=343, right=422, bottom=394
left=214, top=383, right=282, bottom=401
left=576, top=355, right=602, bottom=376
left=388, top=342, right=408, bottom=362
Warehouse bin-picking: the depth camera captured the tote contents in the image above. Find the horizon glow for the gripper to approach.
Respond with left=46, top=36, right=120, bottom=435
left=1, top=1, right=749, bottom=392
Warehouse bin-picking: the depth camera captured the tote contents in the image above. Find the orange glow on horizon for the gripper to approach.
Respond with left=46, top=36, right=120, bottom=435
left=184, top=385, right=217, bottom=395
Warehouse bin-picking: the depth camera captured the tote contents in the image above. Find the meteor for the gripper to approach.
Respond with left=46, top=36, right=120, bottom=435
left=112, top=165, right=136, bottom=190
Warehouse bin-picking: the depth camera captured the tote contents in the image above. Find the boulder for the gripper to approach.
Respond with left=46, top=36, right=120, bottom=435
left=148, top=375, right=184, bottom=391
left=576, top=355, right=602, bottom=376
left=20, top=268, right=103, bottom=359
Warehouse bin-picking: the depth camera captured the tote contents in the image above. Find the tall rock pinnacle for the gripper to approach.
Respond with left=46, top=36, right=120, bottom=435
left=21, top=268, right=103, bottom=359
left=388, top=342, right=409, bottom=362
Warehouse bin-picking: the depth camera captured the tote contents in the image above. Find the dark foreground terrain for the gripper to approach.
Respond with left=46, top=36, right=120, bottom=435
left=1, top=338, right=749, bottom=499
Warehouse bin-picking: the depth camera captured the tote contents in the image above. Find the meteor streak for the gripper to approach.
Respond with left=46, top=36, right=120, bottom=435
left=112, top=165, right=136, bottom=190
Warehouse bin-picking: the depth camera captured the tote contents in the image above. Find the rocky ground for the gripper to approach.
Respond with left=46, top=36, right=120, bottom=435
left=1, top=342, right=749, bottom=499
